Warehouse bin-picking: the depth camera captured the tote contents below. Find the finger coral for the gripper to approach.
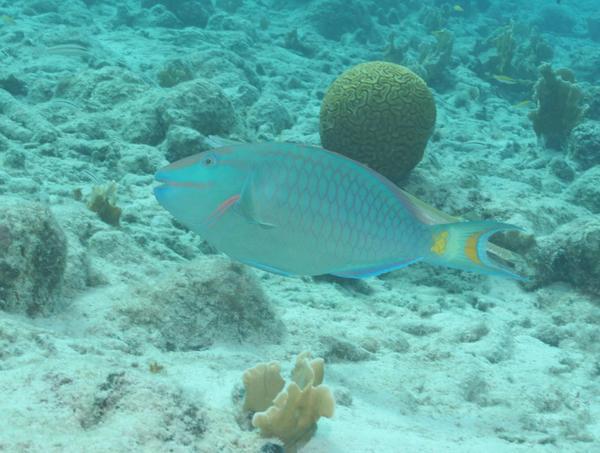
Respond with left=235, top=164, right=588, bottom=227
left=243, top=352, right=335, bottom=452
left=243, top=362, right=285, bottom=413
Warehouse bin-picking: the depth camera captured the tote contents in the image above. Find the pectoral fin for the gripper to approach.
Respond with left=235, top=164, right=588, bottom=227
left=235, top=173, right=276, bottom=229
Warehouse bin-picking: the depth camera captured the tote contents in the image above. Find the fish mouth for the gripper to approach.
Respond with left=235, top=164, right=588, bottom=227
left=155, top=180, right=212, bottom=189
left=154, top=170, right=213, bottom=190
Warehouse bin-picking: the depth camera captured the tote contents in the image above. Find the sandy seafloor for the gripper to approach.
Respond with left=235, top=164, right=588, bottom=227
left=0, top=0, right=599, bottom=452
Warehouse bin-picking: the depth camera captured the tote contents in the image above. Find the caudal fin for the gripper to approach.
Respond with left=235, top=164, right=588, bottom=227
left=426, top=221, right=526, bottom=280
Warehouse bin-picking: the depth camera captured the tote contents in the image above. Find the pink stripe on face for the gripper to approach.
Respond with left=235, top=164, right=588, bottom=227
left=216, top=194, right=241, bottom=214
left=205, top=193, right=241, bottom=228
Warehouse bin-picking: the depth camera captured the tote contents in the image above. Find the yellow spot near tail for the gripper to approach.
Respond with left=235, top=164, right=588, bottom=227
left=465, top=232, right=483, bottom=264
left=431, top=231, right=449, bottom=255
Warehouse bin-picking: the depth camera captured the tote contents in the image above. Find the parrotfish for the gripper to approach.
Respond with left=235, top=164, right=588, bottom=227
left=154, top=142, right=524, bottom=279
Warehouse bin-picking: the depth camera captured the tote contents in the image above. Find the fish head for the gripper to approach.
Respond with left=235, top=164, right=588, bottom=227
left=154, top=147, right=249, bottom=231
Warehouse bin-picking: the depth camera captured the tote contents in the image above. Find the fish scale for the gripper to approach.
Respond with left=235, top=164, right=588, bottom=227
left=249, top=144, right=424, bottom=268
left=154, top=142, right=524, bottom=279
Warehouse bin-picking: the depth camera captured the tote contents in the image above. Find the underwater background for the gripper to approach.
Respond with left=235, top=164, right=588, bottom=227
left=0, top=0, right=599, bottom=451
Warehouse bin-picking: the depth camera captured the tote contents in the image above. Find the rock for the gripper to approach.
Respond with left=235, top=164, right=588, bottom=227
left=588, top=15, right=600, bottom=41
left=535, top=5, right=576, bottom=34
left=0, top=73, right=27, bottom=96
left=141, top=0, right=214, bottom=28
left=568, top=121, right=600, bottom=170
left=307, top=0, right=373, bottom=41
left=461, top=374, right=490, bottom=405
left=122, top=256, right=284, bottom=351
left=455, top=322, right=489, bottom=343
left=54, top=66, right=148, bottom=109
left=163, top=126, right=208, bottom=163
left=157, top=79, right=235, bottom=137
left=333, top=387, right=353, bottom=407
left=385, top=334, right=410, bottom=353
left=118, top=144, right=163, bottom=175
left=530, top=217, right=600, bottom=295
left=319, top=335, right=372, bottom=362
left=121, top=78, right=235, bottom=145
left=549, top=157, right=575, bottom=182
left=247, top=96, right=293, bottom=138
left=0, top=90, right=58, bottom=144
left=567, top=166, right=600, bottom=213
left=215, top=0, right=243, bottom=14
left=157, top=59, right=193, bottom=88
left=0, top=198, right=67, bottom=316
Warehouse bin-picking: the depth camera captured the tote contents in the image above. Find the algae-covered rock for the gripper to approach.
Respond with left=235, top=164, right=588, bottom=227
left=121, top=78, right=235, bottom=145
left=141, top=0, right=214, bottom=28
left=54, top=66, right=148, bottom=109
left=0, top=198, right=67, bottom=316
left=568, top=121, right=600, bottom=170
left=320, top=61, right=436, bottom=182
left=529, top=64, right=585, bottom=149
left=567, top=166, right=600, bottom=214
left=123, top=256, right=284, bottom=351
left=536, top=5, right=576, bottom=35
left=247, top=96, right=293, bottom=138
left=588, top=15, right=600, bottom=41
left=530, top=217, right=600, bottom=295
left=156, top=79, right=236, bottom=137
left=307, top=0, right=372, bottom=41
left=163, top=126, right=208, bottom=163
left=156, top=59, right=193, bottom=88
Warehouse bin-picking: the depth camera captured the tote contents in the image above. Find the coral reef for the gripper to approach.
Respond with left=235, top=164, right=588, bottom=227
left=247, top=95, right=293, bottom=139
left=568, top=121, right=600, bottom=170
left=472, top=23, right=553, bottom=87
left=417, top=29, right=455, bottom=85
left=320, top=61, right=436, bottom=181
left=122, top=256, right=284, bottom=351
left=243, top=352, right=334, bottom=452
left=121, top=78, right=236, bottom=146
left=567, top=166, right=600, bottom=214
left=157, top=59, right=193, bottom=88
left=162, top=125, right=208, bottom=163
left=54, top=66, right=149, bottom=109
left=588, top=15, right=600, bottom=41
left=0, top=198, right=67, bottom=316
left=530, top=217, right=600, bottom=296
left=419, top=5, right=449, bottom=32
left=140, top=0, right=214, bottom=28
left=0, top=73, right=27, bottom=97
left=306, top=0, right=373, bottom=42
left=528, top=64, right=585, bottom=149
left=381, top=32, right=407, bottom=65
left=535, top=5, right=576, bottom=35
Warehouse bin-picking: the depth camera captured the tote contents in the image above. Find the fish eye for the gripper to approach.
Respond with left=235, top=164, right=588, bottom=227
left=201, top=153, right=218, bottom=167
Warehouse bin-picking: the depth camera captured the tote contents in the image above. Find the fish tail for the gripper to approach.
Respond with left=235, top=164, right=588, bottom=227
left=425, top=221, right=526, bottom=280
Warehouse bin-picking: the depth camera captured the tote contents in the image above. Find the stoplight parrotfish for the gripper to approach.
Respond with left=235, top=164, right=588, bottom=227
left=154, top=142, right=525, bottom=280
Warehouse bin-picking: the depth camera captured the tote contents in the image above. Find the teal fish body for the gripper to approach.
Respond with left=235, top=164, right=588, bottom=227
left=155, top=142, right=523, bottom=279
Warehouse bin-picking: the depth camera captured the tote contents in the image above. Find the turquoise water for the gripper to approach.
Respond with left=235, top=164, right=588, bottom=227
left=0, top=1, right=598, bottom=452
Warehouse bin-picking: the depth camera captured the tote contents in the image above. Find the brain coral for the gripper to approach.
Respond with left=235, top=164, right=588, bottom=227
left=320, top=61, right=436, bottom=181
